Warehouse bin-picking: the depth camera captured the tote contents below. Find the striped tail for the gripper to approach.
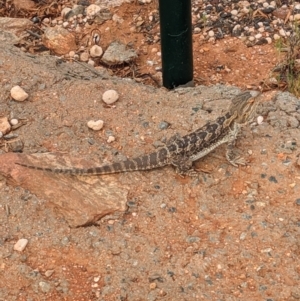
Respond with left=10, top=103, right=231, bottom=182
left=16, top=147, right=170, bottom=175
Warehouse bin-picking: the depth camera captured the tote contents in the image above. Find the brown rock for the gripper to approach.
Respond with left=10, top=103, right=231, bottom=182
left=43, top=27, right=77, bottom=55
left=0, top=17, right=33, bottom=36
left=0, top=153, right=128, bottom=227
left=273, top=7, right=290, bottom=20
left=101, top=41, right=137, bottom=66
left=0, top=117, right=11, bottom=135
left=13, top=0, right=35, bottom=10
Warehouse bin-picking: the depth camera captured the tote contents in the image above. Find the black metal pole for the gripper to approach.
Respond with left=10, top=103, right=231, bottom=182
left=158, top=0, right=194, bottom=89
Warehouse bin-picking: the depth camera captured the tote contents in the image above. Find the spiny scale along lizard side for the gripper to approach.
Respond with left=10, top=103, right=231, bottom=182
left=17, top=91, right=261, bottom=177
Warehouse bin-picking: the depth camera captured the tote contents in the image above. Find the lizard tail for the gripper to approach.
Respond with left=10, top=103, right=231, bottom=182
left=16, top=147, right=170, bottom=175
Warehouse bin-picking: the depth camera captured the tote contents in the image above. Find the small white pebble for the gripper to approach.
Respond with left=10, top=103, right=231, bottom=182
left=86, top=4, right=101, bottom=16
left=80, top=52, right=89, bottom=62
left=44, top=270, right=54, bottom=277
left=87, top=120, right=104, bottom=131
left=93, top=276, right=100, bottom=282
left=10, top=118, right=18, bottom=126
left=248, top=149, right=253, bottom=155
left=14, top=239, right=28, bottom=252
left=102, top=90, right=119, bottom=105
left=0, top=131, right=3, bottom=138
left=257, top=116, right=264, bottom=124
left=10, top=85, right=28, bottom=101
left=279, top=28, right=286, bottom=37
left=89, top=45, right=103, bottom=58
left=69, top=50, right=75, bottom=57
left=107, top=136, right=115, bottom=143
left=88, top=59, right=95, bottom=66
left=62, top=21, right=69, bottom=28
left=61, top=7, right=71, bottom=18
left=273, top=33, right=280, bottom=40
left=208, top=30, right=214, bottom=37
left=255, top=33, right=262, bottom=39
left=266, top=37, right=272, bottom=44
left=231, top=9, right=238, bottom=15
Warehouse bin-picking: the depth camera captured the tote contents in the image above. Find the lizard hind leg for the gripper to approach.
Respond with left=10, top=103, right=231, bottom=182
left=171, top=155, right=198, bottom=177
left=226, top=142, right=247, bottom=167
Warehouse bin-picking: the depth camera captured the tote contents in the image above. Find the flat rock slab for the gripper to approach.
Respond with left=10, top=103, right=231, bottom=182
left=0, top=152, right=128, bottom=227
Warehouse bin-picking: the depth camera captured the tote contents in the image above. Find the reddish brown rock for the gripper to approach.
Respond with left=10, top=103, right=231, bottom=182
left=42, top=27, right=77, bottom=55
left=0, top=152, right=128, bottom=227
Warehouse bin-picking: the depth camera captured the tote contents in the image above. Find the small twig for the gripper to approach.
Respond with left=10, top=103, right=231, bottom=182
left=26, top=29, right=41, bottom=39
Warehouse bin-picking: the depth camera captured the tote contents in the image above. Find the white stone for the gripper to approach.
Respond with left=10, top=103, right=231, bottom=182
left=279, top=29, right=286, bottom=36
left=273, top=33, right=280, bottom=40
left=10, top=85, right=28, bottom=101
left=147, top=60, right=154, bottom=66
left=14, top=239, right=28, bottom=252
left=112, top=14, right=124, bottom=24
left=255, top=33, right=262, bottom=39
left=263, top=2, right=269, bottom=7
left=258, top=27, right=265, bottom=33
left=107, top=136, right=115, bottom=143
left=63, top=21, right=69, bottom=28
left=248, top=36, right=255, bottom=41
left=10, top=118, right=18, bottom=126
left=88, top=59, right=95, bottom=66
left=0, top=131, right=2, bottom=138
left=89, top=45, right=103, bottom=58
left=80, top=52, right=89, bottom=62
left=45, top=270, right=54, bottom=277
left=102, top=90, right=119, bottom=104
left=257, top=22, right=263, bottom=27
left=87, top=120, right=104, bottom=131
left=86, top=4, right=101, bottom=16
left=266, top=37, right=272, bottom=44
left=69, top=50, right=75, bottom=57
left=208, top=30, right=214, bottom=37
left=194, top=27, right=201, bottom=33
left=61, top=7, right=71, bottom=18
left=295, top=3, right=300, bottom=9
left=257, top=116, right=264, bottom=124
left=231, top=9, right=238, bottom=15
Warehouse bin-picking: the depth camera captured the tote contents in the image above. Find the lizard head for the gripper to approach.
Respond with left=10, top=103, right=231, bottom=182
left=229, top=91, right=261, bottom=124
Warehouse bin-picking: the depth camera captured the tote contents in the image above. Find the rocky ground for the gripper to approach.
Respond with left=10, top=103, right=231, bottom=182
left=0, top=0, right=300, bottom=301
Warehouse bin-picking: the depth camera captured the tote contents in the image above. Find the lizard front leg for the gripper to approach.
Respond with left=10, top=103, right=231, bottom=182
left=226, top=124, right=246, bottom=167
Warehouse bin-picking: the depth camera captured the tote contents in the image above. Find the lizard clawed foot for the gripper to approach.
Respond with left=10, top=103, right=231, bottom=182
left=228, top=156, right=247, bottom=167
left=176, top=168, right=199, bottom=178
